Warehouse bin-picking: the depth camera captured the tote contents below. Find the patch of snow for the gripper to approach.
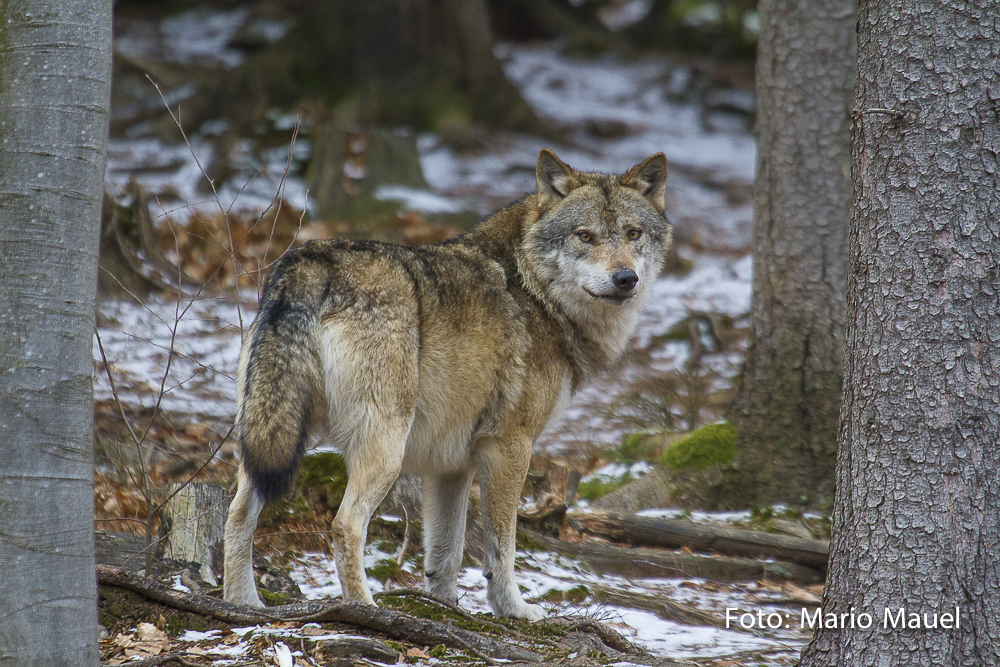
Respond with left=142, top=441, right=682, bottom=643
left=172, top=574, right=191, bottom=593
left=105, top=136, right=311, bottom=224
left=177, top=629, right=221, bottom=642
left=581, top=461, right=654, bottom=484
left=291, top=543, right=406, bottom=601
left=374, top=185, right=467, bottom=214
left=94, top=296, right=250, bottom=420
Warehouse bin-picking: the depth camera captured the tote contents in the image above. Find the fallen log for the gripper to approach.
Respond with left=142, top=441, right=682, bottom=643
left=521, top=529, right=823, bottom=584
left=588, top=584, right=722, bottom=628
left=567, top=512, right=829, bottom=570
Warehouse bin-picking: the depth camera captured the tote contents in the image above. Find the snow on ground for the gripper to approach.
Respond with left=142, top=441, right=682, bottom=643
left=115, top=6, right=290, bottom=69
left=285, top=546, right=809, bottom=661
left=96, top=295, right=250, bottom=420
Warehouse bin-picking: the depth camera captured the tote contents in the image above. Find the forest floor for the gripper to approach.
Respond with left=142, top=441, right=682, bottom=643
left=95, top=7, right=824, bottom=666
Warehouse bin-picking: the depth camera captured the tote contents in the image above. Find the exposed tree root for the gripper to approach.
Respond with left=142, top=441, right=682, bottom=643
left=97, top=565, right=646, bottom=664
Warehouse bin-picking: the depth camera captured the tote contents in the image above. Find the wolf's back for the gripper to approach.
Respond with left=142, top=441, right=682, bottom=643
left=236, top=256, right=325, bottom=503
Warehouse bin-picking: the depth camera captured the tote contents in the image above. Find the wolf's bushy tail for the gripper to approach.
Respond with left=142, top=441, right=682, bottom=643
left=237, top=285, right=323, bottom=504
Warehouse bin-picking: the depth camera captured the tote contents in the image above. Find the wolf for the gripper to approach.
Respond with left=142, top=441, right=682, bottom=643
left=223, top=149, right=671, bottom=620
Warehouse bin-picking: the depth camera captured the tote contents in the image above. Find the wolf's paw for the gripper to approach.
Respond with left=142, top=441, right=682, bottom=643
left=509, top=602, right=546, bottom=622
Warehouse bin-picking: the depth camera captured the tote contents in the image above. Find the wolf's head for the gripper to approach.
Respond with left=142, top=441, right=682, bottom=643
left=520, top=149, right=672, bottom=356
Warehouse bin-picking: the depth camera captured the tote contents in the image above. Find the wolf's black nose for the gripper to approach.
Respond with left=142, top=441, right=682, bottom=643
left=613, top=269, right=638, bottom=292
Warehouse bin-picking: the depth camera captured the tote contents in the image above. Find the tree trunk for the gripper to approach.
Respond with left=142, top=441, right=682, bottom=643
left=208, top=0, right=547, bottom=137
left=799, top=2, right=1000, bottom=664
left=725, top=0, right=855, bottom=508
left=163, top=483, right=228, bottom=585
left=0, top=2, right=112, bottom=665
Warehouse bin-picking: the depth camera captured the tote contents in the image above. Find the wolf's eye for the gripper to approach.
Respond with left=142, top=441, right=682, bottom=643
left=577, top=231, right=593, bottom=243
left=627, top=229, right=642, bottom=240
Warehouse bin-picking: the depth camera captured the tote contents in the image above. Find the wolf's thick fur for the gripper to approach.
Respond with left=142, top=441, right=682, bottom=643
left=223, top=150, right=671, bottom=619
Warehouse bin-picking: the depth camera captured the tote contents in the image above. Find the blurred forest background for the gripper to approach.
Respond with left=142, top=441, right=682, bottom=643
left=89, top=1, right=840, bottom=662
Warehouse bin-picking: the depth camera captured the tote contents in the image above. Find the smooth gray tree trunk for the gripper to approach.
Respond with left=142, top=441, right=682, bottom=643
left=0, top=2, right=112, bottom=665
left=799, top=1, right=1000, bottom=664
left=725, top=0, right=855, bottom=508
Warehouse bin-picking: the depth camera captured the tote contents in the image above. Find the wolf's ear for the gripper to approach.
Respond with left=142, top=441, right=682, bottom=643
left=622, top=153, right=668, bottom=212
left=536, top=149, right=582, bottom=209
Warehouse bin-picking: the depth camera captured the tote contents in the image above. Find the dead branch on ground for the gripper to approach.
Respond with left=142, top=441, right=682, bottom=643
left=566, top=512, right=829, bottom=570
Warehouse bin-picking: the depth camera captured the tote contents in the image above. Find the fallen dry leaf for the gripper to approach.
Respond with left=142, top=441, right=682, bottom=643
left=137, top=622, right=167, bottom=642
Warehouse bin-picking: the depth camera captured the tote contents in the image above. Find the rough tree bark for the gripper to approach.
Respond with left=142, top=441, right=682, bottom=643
left=0, top=2, right=112, bottom=665
left=799, top=1, right=1000, bottom=664
left=725, top=0, right=855, bottom=508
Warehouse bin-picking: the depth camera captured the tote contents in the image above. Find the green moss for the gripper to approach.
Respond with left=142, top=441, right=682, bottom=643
left=259, top=451, right=349, bottom=526
left=661, top=422, right=738, bottom=470
left=429, top=644, right=448, bottom=659
left=564, top=584, right=590, bottom=604
left=538, top=584, right=590, bottom=605
left=164, top=613, right=207, bottom=635
left=616, top=432, right=646, bottom=463
left=382, top=596, right=446, bottom=622
left=258, top=588, right=288, bottom=606
left=369, top=557, right=401, bottom=583
left=576, top=477, right=628, bottom=502
left=612, top=431, right=667, bottom=464
left=298, top=451, right=348, bottom=501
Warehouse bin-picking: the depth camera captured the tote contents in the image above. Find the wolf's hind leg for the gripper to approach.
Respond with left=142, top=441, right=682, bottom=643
left=223, top=466, right=266, bottom=607
left=331, top=420, right=409, bottom=605
left=423, top=470, right=475, bottom=603
left=476, top=437, right=545, bottom=621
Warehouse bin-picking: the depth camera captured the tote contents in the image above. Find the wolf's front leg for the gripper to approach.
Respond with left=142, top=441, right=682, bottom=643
left=475, top=437, right=544, bottom=621
left=423, top=471, right=475, bottom=603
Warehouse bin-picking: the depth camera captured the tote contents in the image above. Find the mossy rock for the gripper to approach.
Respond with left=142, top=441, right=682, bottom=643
left=576, top=476, right=630, bottom=502
left=256, top=452, right=349, bottom=553
left=258, top=587, right=289, bottom=606
left=259, top=451, right=348, bottom=527
left=661, top=422, right=738, bottom=470
left=297, top=451, right=349, bottom=499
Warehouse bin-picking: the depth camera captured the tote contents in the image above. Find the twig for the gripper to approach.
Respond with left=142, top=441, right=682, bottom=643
left=147, top=75, right=245, bottom=332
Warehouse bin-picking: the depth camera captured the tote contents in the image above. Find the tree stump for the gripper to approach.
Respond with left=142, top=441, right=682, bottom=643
left=163, top=483, right=228, bottom=585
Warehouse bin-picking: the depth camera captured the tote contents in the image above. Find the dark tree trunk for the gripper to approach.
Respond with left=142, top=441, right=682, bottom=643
left=211, top=0, right=547, bottom=136
left=0, top=1, right=112, bottom=665
left=800, top=1, right=1000, bottom=664
left=724, top=0, right=855, bottom=508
